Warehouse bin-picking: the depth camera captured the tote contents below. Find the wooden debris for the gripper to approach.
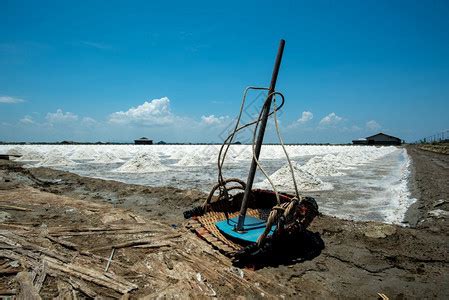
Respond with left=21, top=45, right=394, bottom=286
left=132, top=241, right=173, bottom=249
left=105, top=248, right=115, bottom=272
left=0, top=289, right=16, bottom=295
left=56, top=280, right=77, bottom=300
left=0, top=223, right=35, bottom=231
left=15, top=271, right=41, bottom=300
left=45, top=235, right=79, bottom=251
left=44, top=256, right=138, bottom=294
left=0, top=204, right=31, bottom=211
left=0, top=259, right=22, bottom=274
left=33, top=261, right=47, bottom=293
left=49, top=227, right=168, bottom=237
left=128, top=212, right=146, bottom=224
left=89, top=234, right=181, bottom=252
left=67, top=278, right=97, bottom=298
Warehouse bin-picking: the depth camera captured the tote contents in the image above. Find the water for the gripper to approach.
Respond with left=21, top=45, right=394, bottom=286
left=0, top=144, right=416, bottom=225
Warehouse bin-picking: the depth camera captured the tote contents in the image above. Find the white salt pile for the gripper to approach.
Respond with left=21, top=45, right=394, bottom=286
left=114, top=148, right=132, bottom=159
left=70, top=148, right=98, bottom=160
left=92, top=152, right=124, bottom=164
left=258, top=162, right=333, bottom=192
left=33, top=155, right=77, bottom=167
left=302, top=156, right=346, bottom=177
left=114, top=152, right=168, bottom=173
left=16, top=151, right=45, bottom=162
left=259, top=146, right=287, bottom=160
left=6, top=147, right=23, bottom=156
left=207, top=152, right=239, bottom=165
left=174, top=153, right=210, bottom=167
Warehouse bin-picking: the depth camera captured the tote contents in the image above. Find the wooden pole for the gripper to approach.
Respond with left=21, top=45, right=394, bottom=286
left=236, top=39, right=285, bottom=231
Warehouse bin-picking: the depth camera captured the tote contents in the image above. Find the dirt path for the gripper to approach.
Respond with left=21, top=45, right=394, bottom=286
left=1, top=150, right=448, bottom=298
left=405, top=145, right=449, bottom=229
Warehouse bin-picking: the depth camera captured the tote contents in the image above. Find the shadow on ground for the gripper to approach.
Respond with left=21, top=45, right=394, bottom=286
left=233, top=230, right=325, bottom=269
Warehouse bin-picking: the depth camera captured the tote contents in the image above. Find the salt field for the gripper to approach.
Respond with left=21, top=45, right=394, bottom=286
left=1, top=144, right=416, bottom=225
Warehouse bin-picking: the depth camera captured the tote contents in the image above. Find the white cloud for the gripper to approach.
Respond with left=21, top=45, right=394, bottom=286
left=109, top=97, right=178, bottom=126
left=46, top=109, right=78, bottom=123
left=20, top=115, right=34, bottom=124
left=319, top=112, right=343, bottom=126
left=366, top=120, right=381, bottom=131
left=81, top=117, right=98, bottom=126
left=0, top=96, right=24, bottom=104
left=297, top=111, right=313, bottom=124
left=201, top=114, right=229, bottom=125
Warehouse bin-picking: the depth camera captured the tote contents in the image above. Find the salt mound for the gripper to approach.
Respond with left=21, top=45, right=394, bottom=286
left=260, top=163, right=333, bottom=192
left=92, top=152, right=124, bottom=164
left=302, top=156, right=345, bottom=177
left=70, top=148, right=98, bottom=160
left=207, top=153, right=238, bottom=165
left=33, top=155, right=77, bottom=167
left=6, top=147, right=23, bottom=156
left=114, top=148, right=132, bottom=159
left=174, top=153, right=209, bottom=167
left=16, top=151, right=45, bottom=162
left=114, top=153, right=168, bottom=173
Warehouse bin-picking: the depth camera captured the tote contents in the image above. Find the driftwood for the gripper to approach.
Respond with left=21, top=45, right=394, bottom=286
left=56, top=280, right=77, bottom=300
left=0, top=204, right=31, bottom=211
left=1, top=231, right=71, bottom=263
left=45, top=235, right=79, bottom=251
left=0, top=260, right=22, bottom=274
left=15, top=271, right=41, bottom=300
left=67, top=278, right=97, bottom=298
left=105, top=248, right=115, bottom=272
left=44, top=256, right=138, bottom=294
left=32, top=261, right=47, bottom=293
left=132, top=242, right=173, bottom=249
left=78, top=250, right=129, bottom=269
left=49, top=224, right=169, bottom=233
left=89, top=234, right=181, bottom=252
left=50, top=228, right=168, bottom=237
left=0, top=223, right=35, bottom=231
left=0, top=289, right=16, bottom=295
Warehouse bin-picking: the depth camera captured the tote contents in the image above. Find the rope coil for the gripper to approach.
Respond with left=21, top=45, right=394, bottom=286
left=209, top=86, right=298, bottom=208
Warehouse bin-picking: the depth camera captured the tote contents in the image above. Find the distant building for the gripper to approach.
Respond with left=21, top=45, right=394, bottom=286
left=352, top=133, right=401, bottom=146
left=134, top=137, right=153, bottom=145
left=352, top=138, right=368, bottom=145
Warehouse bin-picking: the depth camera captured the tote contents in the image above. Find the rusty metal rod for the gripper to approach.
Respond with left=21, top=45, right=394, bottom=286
left=236, top=39, right=285, bottom=231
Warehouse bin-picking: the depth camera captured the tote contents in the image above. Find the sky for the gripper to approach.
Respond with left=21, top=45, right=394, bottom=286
left=1, top=0, right=448, bottom=143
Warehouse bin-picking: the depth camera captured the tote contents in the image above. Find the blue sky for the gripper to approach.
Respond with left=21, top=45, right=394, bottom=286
left=1, top=0, right=448, bottom=143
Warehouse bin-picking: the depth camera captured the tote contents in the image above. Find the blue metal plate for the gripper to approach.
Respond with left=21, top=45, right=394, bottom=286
left=215, top=216, right=276, bottom=244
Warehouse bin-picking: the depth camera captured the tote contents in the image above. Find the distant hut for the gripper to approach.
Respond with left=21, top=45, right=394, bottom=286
left=352, top=138, right=368, bottom=145
left=353, top=133, right=401, bottom=146
left=134, top=137, right=153, bottom=145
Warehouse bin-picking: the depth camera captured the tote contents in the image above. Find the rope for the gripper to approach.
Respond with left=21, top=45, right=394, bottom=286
left=250, top=91, right=281, bottom=205
left=272, top=96, right=300, bottom=200
left=211, top=87, right=285, bottom=205
left=205, top=85, right=305, bottom=247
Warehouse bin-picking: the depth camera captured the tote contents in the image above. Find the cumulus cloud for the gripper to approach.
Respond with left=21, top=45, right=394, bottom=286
left=297, top=111, right=313, bottom=124
left=0, top=96, right=24, bottom=104
left=319, top=112, right=343, bottom=126
left=46, top=109, right=78, bottom=123
left=81, top=117, right=98, bottom=126
left=20, top=115, right=34, bottom=124
left=201, top=114, right=229, bottom=125
left=366, top=120, right=381, bottom=131
left=109, top=97, right=179, bottom=126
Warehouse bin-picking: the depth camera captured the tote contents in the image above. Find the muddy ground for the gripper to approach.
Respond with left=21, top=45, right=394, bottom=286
left=0, top=145, right=448, bottom=298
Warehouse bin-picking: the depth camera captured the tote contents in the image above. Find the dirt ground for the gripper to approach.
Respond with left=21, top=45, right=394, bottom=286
left=0, top=145, right=448, bottom=298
